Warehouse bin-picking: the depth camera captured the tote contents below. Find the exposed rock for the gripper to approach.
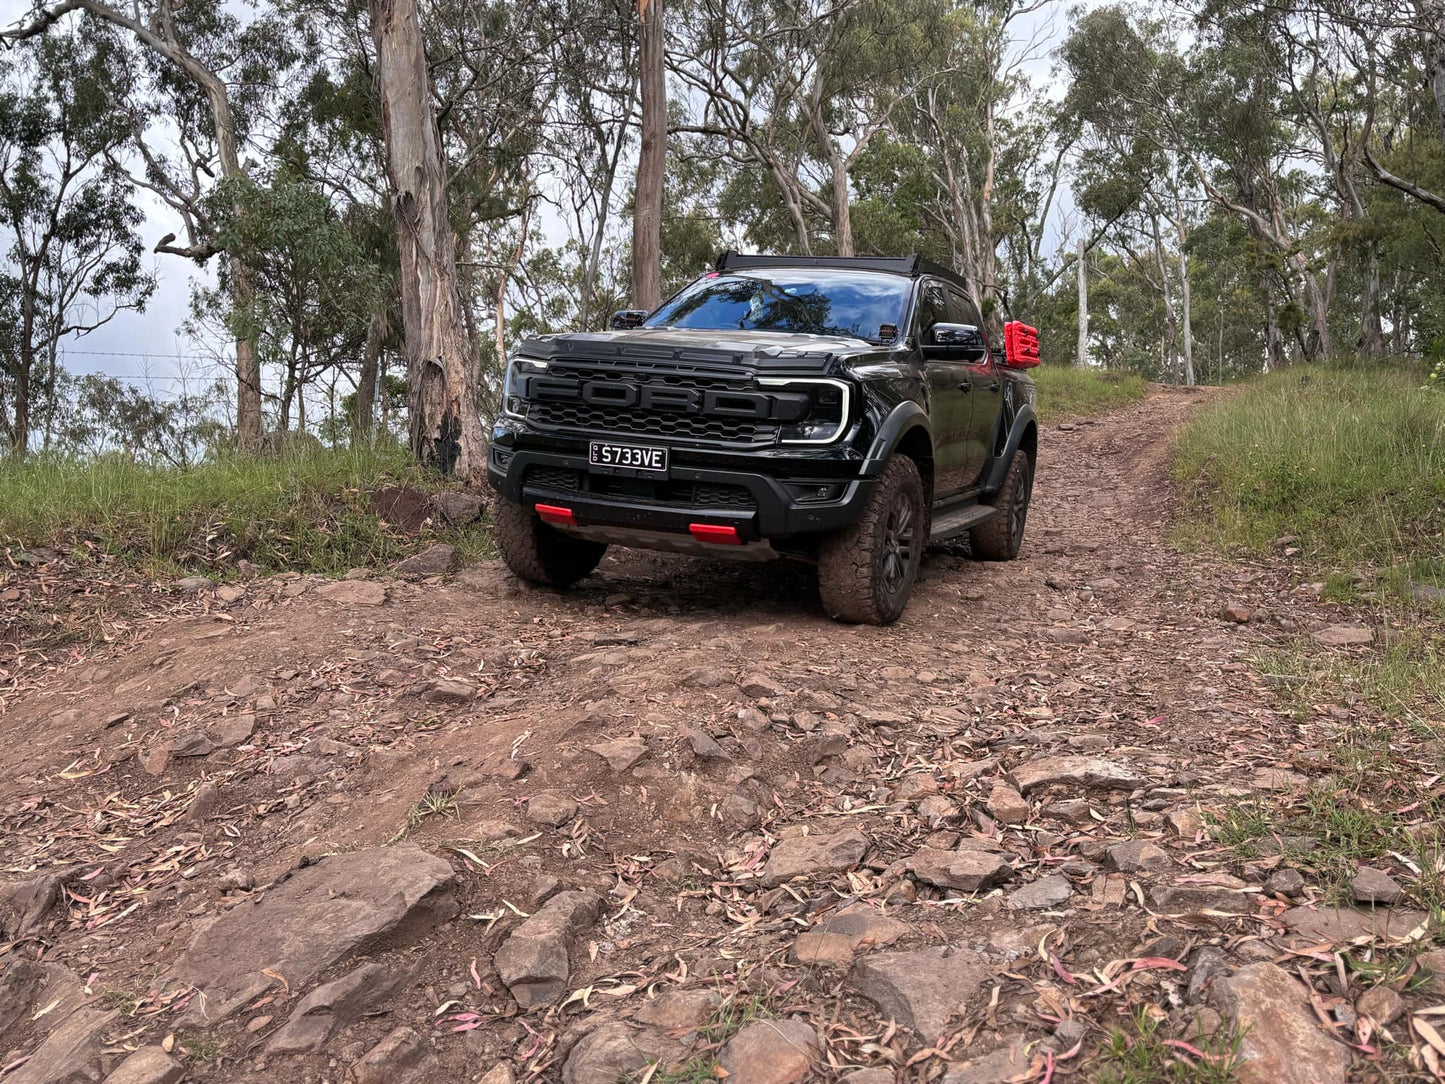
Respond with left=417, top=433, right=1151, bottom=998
left=267, top=963, right=407, bottom=1054
left=717, top=1018, right=821, bottom=1084
left=168, top=730, right=215, bottom=758
left=1186, top=946, right=1229, bottom=1003
left=527, top=791, right=578, bottom=827
left=1357, top=984, right=1403, bottom=1025
left=315, top=580, right=386, bottom=606
left=1211, top=963, right=1350, bottom=1084
left=103, top=1046, right=185, bottom=1084
left=760, top=829, right=868, bottom=888
left=478, top=1067, right=516, bottom=1084
left=1011, top=756, right=1144, bottom=793
left=1166, top=807, right=1202, bottom=837
left=905, top=847, right=1013, bottom=893
left=986, top=784, right=1030, bottom=824
left=790, top=907, right=908, bottom=967
left=634, top=988, right=722, bottom=1033
left=174, top=576, right=213, bottom=593
left=893, top=775, right=939, bottom=801
left=1105, top=840, right=1172, bottom=873
left=916, top=795, right=957, bottom=824
left=739, top=673, right=784, bottom=698
left=1008, top=874, right=1072, bottom=911
left=169, top=844, right=455, bottom=1022
left=1311, top=625, right=1373, bottom=646
left=721, top=793, right=761, bottom=828
left=0, top=868, right=75, bottom=937
left=840, top=1070, right=895, bottom=1084
left=214, top=584, right=246, bottom=604
left=396, top=543, right=457, bottom=576
left=424, top=678, right=475, bottom=704
left=1221, top=603, right=1253, bottom=623
left=494, top=891, right=599, bottom=1008
left=850, top=946, right=988, bottom=1041
left=352, top=1026, right=437, bottom=1084
left=7, top=1008, right=117, bottom=1084
left=1045, top=799, right=1095, bottom=825
left=1281, top=905, right=1428, bottom=944
left=688, top=729, right=730, bottom=761
left=1151, top=874, right=1255, bottom=914
left=943, top=1041, right=1037, bottom=1083
left=683, top=667, right=729, bottom=688
left=1265, top=868, right=1306, bottom=898
left=560, top=1021, right=678, bottom=1084
left=433, top=491, right=484, bottom=526
left=1351, top=867, right=1404, bottom=905
left=586, top=739, right=647, bottom=772
left=183, top=781, right=220, bottom=825
left=211, top=713, right=256, bottom=747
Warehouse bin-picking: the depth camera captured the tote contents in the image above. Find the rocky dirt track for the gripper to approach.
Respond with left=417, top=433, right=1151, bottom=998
left=2, top=387, right=1440, bottom=1084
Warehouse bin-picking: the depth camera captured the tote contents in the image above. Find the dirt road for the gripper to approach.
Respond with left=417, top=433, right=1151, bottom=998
left=0, top=388, right=1427, bottom=1083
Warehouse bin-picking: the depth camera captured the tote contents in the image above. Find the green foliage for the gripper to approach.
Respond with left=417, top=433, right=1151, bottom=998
left=0, top=445, right=488, bottom=576
left=1031, top=366, right=1148, bottom=420
left=1174, top=365, right=1445, bottom=565
left=1098, top=1008, right=1242, bottom=1083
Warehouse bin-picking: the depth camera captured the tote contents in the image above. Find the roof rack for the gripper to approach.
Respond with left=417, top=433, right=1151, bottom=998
left=714, top=251, right=969, bottom=290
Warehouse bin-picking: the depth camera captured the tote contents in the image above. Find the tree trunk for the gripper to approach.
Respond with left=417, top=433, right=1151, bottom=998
left=370, top=0, right=486, bottom=478
left=1076, top=237, right=1088, bottom=367
left=828, top=158, right=853, bottom=256
left=632, top=0, right=665, bottom=311
left=1263, top=286, right=1286, bottom=371
left=1179, top=249, right=1194, bottom=385
left=1360, top=249, right=1385, bottom=357
left=1149, top=212, right=1180, bottom=383
left=11, top=292, right=33, bottom=461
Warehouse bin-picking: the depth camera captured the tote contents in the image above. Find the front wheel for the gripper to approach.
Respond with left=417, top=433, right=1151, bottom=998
left=970, top=448, right=1033, bottom=560
left=493, top=498, right=607, bottom=587
left=817, top=455, right=925, bottom=625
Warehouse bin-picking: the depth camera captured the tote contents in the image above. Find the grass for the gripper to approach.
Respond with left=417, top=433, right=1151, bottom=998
left=1173, top=364, right=1445, bottom=574
left=1097, top=1008, right=1242, bottom=1083
left=0, top=443, right=490, bottom=577
left=1031, top=365, right=1149, bottom=421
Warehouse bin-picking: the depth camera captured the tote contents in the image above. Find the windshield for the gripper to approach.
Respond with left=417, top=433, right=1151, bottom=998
left=644, top=269, right=911, bottom=343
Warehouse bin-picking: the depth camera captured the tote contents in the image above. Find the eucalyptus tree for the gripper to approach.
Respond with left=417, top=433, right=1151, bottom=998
left=2, top=0, right=297, bottom=447
left=0, top=29, right=155, bottom=459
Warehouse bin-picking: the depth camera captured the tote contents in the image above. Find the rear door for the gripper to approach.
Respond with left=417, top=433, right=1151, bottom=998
left=917, top=279, right=974, bottom=501
left=946, top=288, right=1001, bottom=486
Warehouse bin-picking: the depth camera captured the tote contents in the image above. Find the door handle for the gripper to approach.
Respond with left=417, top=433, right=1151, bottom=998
left=957, top=383, right=972, bottom=393
left=985, top=381, right=1000, bottom=391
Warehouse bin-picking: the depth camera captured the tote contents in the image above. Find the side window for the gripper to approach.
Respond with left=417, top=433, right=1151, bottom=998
left=916, top=281, right=948, bottom=339
left=946, top=289, right=984, bottom=333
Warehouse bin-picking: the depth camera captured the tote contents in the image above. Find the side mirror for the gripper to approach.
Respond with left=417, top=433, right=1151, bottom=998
left=926, top=322, right=988, bottom=361
left=610, top=309, right=649, bottom=330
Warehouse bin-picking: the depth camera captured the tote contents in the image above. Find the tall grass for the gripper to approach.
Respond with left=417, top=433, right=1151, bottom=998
left=0, top=444, right=482, bottom=576
left=1030, top=366, right=1149, bottom=421
left=1172, top=365, right=1445, bottom=575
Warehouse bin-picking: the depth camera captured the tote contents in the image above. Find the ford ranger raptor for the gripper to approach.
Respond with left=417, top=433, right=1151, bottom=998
left=487, top=252, right=1040, bottom=625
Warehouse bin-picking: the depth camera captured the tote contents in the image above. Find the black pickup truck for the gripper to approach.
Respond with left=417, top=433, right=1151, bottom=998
left=487, top=253, right=1040, bottom=624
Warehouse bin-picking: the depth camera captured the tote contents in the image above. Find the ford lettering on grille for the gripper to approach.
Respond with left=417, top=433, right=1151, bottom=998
left=527, top=375, right=808, bottom=422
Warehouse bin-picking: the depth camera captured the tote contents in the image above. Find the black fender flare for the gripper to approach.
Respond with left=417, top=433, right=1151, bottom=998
left=982, top=403, right=1038, bottom=493
left=860, top=401, right=931, bottom=476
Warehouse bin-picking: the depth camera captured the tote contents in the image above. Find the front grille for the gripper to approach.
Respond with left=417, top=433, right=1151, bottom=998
left=522, top=467, right=756, bottom=511
left=523, top=360, right=781, bottom=446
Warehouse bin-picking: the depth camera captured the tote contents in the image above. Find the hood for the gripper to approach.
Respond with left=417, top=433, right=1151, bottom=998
left=514, top=327, right=892, bottom=373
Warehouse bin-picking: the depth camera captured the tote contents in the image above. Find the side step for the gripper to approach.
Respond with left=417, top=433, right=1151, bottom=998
left=929, top=503, right=998, bottom=542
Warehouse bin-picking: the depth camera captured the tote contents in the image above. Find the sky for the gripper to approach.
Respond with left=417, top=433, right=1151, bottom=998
left=1, top=0, right=1076, bottom=401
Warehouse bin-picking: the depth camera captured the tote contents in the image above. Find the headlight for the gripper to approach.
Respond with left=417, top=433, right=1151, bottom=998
left=502, top=355, right=547, bottom=419
left=758, top=378, right=851, bottom=443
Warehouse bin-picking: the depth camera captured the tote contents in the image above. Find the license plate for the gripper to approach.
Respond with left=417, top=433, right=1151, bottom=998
left=588, top=441, right=668, bottom=472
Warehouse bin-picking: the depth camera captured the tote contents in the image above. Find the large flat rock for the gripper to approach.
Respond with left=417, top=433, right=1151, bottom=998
left=849, top=946, right=988, bottom=1041
left=1211, top=962, right=1350, bottom=1084
left=171, top=844, right=455, bottom=1022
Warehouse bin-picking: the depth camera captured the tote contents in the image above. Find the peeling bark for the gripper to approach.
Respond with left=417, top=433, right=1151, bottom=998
left=370, top=0, right=486, bottom=477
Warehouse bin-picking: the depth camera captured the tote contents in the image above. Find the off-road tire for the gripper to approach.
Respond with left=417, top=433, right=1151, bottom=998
left=817, top=455, right=925, bottom=625
left=970, top=448, right=1033, bottom=561
left=493, top=497, right=607, bottom=587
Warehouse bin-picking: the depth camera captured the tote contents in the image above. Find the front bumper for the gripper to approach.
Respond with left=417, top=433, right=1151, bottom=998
left=486, top=425, right=874, bottom=543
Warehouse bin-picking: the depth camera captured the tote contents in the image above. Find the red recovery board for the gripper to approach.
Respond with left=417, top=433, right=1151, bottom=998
left=1004, top=321, right=1040, bottom=368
